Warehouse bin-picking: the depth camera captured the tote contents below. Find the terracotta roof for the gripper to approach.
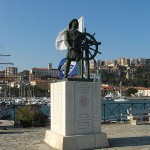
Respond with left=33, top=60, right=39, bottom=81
left=136, top=87, right=150, bottom=90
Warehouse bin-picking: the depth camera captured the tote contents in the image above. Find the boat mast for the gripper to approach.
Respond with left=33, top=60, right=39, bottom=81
left=119, top=81, right=122, bottom=97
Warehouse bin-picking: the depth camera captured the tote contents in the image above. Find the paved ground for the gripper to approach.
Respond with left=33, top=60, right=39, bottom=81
left=0, top=123, right=150, bottom=150
left=101, top=123, right=150, bottom=150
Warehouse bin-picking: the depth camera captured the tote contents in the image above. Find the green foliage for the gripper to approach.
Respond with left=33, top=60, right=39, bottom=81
left=126, top=88, right=138, bottom=96
left=16, top=105, right=48, bottom=127
left=101, top=64, right=150, bottom=87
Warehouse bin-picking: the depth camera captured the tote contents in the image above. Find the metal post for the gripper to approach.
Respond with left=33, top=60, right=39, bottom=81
left=14, top=105, right=16, bottom=128
left=103, top=104, right=106, bottom=123
left=81, top=49, right=84, bottom=79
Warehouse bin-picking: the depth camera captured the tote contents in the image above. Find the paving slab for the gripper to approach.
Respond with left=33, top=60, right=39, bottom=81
left=0, top=123, right=150, bottom=150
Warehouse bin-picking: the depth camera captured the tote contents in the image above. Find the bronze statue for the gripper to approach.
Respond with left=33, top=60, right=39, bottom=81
left=64, top=19, right=83, bottom=78
left=64, top=18, right=101, bottom=79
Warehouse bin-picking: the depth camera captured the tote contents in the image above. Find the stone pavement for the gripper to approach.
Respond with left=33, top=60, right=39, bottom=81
left=0, top=123, right=150, bottom=150
left=101, top=123, right=150, bottom=150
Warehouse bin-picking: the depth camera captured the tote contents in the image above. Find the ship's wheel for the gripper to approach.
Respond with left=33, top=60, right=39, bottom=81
left=81, top=32, right=101, bottom=62
left=80, top=31, right=101, bottom=79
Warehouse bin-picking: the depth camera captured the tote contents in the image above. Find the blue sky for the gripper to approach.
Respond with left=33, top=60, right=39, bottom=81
left=0, top=0, right=150, bottom=71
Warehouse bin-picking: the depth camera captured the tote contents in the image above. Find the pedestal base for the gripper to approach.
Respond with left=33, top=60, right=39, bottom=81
left=45, top=81, right=109, bottom=149
left=44, top=130, right=109, bottom=150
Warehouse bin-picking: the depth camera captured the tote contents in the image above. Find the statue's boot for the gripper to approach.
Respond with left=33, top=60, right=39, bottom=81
left=64, top=60, right=71, bottom=78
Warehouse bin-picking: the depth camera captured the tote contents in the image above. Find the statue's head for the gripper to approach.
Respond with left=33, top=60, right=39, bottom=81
left=69, top=19, right=79, bottom=29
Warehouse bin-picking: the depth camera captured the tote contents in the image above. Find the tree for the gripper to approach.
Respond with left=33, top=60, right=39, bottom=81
left=126, top=88, right=138, bottom=96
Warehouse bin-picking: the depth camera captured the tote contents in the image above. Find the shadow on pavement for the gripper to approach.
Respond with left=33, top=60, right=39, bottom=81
left=109, top=136, right=150, bottom=147
left=0, top=131, right=24, bottom=134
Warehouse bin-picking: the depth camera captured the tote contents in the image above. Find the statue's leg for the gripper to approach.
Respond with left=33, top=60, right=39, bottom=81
left=78, top=60, right=82, bottom=78
left=76, top=52, right=83, bottom=78
left=64, top=59, right=71, bottom=78
left=85, top=50, right=90, bottom=79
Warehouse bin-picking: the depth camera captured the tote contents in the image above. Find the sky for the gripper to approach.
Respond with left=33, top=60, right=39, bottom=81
left=0, top=0, right=150, bottom=72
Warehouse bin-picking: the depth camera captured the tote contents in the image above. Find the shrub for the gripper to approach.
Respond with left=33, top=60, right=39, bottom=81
left=16, top=105, right=48, bottom=127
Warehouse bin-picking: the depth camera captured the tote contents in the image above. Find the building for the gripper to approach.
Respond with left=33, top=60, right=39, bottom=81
left=89, top=60, right=95, bottom=69
left=29, top=63, right=58, bottom=81
left=117, top=57, right=129, bottom=67
left=29, top=67, right=50, bottom=81
left=137, top=58, right=146, bottom=67
left=49, top=69, right=59, bottom=78
left=105, top=60, right=117, bottom=67
left=0, top=70, right=5, bottom=78
left=30, top=79, right=49, bottom=89
left=135, top=87, right=150, bottom=97
left=5, top=67, right=18, bottom=78
left=18, top=70, right=30, bottom=83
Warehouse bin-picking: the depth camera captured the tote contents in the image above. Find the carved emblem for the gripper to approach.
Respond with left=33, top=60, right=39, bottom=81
left=79, top=96, right=89, bottom=107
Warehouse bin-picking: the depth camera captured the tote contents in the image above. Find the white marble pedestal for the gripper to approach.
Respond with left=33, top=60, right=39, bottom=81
left=44, top=81, right=109, bottom=150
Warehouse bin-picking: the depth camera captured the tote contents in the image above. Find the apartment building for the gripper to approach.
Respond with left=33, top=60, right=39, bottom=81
left=29, top=68, right=50, bottom=81
left=29, top=63, right=58, bottom=81
left=5, top=67, right=18, bottom=78
left=104, top=60, right=117, bottom=67
left=135, top=87, right=150, bottom=97
left=117, top=57, right=129, bottom=67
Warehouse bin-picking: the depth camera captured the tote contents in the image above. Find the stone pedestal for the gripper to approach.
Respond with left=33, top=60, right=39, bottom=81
left=44, top=81, right=109, bottom=150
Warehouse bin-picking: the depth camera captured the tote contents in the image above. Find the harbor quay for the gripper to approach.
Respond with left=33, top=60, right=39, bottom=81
left=0, top=123, right=150, bottom=150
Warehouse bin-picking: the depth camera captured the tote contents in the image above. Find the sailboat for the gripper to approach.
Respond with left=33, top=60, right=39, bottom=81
left=103, top=93, right=115, bottom=101
left=114, top=82, right=129, bottom=102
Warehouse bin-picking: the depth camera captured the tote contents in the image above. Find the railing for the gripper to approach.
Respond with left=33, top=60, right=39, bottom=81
left=1, top=102, right=150, bottom=128
left=0, top=104, right=50, bottom=128
left=101, top=102, right=150, bottom=123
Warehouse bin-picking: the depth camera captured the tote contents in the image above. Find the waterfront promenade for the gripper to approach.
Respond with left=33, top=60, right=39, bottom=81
left=0, top=123, right=150, bottom=150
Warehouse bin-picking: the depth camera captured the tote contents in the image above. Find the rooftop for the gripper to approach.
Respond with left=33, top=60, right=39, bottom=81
left=0, top=123, right=150, bottom=150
